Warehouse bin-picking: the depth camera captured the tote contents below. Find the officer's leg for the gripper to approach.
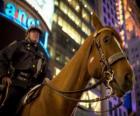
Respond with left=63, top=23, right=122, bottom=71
left=0, top=86, right=26, bottom=116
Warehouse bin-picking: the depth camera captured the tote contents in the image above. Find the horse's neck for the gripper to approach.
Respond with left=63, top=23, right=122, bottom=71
left=52, top=35, right=93, bottom=91
left=52, top=54, right=90, bottom=93
left=48, top=36, right=93, bottom=112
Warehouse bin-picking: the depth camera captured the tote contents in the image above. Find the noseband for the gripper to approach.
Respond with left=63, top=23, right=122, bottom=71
left=44, top=27, right=126, bottom=113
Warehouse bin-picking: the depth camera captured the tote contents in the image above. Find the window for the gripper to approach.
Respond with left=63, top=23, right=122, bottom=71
left=60, top=2, right=68, bottom=14
left=108, top=12, right=111, bottom=19
left=55, top=51, right=66, bottom=65
left=60, top=1, right=81, bottom=27
left=123, top=112, right=127, bottom=116
left=68, top=0, right=80, bottom=13
left=67, top=9, right=81, bottom=27
left=81, top=38, right=85, bottom=44
left=48, top=46, right=55, bottom=58
left=65, top=56, right=70, bottom=65
left=114, top=109, right=118, bottom=116
left=111, top=8, right=114, bottom=14
left=131, top=48, right=134, bottom=52
left=55, top=51, right=62, bottom=62
left=57, top=16, right=82, bottom=44
left=82, top=23, right=91, bottom=35
left=139, top=101, right=140, bottom=106
left=119, top=109, right=122, bottom=116
left=54, top=67, right=61, bottom=76
left=112, top=18, right=115, bottom=24
left=103, top=0, right=106, bottom=4
left=58, top=16, right=63, bottom=27
left=107, top=3, right=110, bottom=9
left=137, top=92, right=140, bottom=97
left=81, top=0, right=93, bottom=13
left=115, top=13, right=117, bottom=19
left=109, top=101, right=113, bottom=115
left=104, top=16, right=107, bottom=24
left=103, top=6, right=106, bottom=13
left=109, top=22, right=111, bottom=26
left=82, top=9, right=90, bottom=22
left=75, top=5, right=80, bottom=12
left=110, top=0, right=113, bottom=5
left=54, top=0, right=59, bottom=6
left=136, top=54, right=139, bottom=58
left=53, top=13, right=58, bottom=22
left=113, top=96, right=117, bottom=100
left=79, top=91, right=101, bottom=112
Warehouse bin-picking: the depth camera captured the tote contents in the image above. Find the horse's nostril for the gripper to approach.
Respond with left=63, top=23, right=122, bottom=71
left=125, top=73, right=132, bottom=84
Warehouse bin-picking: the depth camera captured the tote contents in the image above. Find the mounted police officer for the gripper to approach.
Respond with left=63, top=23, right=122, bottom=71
left=0, top=26, right=52, bottom=116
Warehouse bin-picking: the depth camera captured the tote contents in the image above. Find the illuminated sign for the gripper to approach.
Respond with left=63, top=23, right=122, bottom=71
left=4, top=3, right=40, bottom=28
left=25, top=0, right=54, bottom=30
left=4, top=2, right=40, bottom=29
left=2, top=2, right=50, bottom=57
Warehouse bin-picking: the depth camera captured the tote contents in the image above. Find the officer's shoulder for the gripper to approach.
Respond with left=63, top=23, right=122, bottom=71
left=15, top=40, right=28, bottom=47
left=7, top=40, right=20, bottom=47
left=18, top=39, right=27, bottom=44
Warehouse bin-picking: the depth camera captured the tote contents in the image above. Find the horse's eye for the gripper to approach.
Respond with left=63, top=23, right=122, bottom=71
left=103, top=36, right=111, bottom=43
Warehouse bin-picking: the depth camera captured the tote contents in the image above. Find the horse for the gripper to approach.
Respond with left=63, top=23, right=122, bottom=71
left=21, top=13, right=134, bottom=116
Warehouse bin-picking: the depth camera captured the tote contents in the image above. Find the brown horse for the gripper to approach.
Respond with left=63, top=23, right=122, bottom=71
left=21, top=13, right=134, bottom=116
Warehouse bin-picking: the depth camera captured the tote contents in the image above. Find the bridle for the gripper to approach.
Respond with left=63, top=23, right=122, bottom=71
left=94, top=27, right=126, bottom=95
left=44, top=27, right=127, bottom=113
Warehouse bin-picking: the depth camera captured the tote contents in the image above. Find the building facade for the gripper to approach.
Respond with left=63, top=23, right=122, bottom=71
left=127, top=37, right=140, bottom=116
left=51, top=0, right=96, bottom=72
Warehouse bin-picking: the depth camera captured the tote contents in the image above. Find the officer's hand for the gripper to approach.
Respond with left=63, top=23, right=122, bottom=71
left=2, top=76, right=12, bottom=86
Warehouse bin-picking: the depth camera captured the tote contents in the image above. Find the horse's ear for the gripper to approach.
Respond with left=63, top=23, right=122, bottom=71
left=92, top=12, right=103, bottom=31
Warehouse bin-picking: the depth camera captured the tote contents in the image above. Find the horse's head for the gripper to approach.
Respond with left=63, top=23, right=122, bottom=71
left=87, top=13, right=134, bottom=97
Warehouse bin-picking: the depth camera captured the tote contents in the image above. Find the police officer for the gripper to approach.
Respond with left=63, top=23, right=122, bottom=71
left=0, top=26, right=52, bottom=116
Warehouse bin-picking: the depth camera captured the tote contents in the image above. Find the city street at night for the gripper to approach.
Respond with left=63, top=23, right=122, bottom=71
left=0, top=0, right=140, bottom=116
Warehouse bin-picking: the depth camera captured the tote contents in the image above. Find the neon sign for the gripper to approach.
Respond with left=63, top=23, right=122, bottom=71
left=4, top=2, right=40, bottom=29
left=2, top=2, right=50, bottom=57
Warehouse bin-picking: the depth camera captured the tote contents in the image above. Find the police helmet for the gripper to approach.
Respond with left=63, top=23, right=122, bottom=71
left=26, top=26, right=42, bottom=36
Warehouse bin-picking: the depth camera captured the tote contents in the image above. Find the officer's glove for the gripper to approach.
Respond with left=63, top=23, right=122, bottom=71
left=2, top=76, right=12, bottom=86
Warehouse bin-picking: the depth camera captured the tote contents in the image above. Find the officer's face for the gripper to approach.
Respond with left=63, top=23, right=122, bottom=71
left=28, top=30, right=40, bottom=43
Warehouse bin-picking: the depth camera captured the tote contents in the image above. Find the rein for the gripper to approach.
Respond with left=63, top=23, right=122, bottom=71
left=44, top=27, right=126, bottom=113
left=44, top=78, right=114, bottom=103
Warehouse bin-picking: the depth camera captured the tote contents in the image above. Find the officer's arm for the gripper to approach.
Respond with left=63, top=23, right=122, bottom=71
left=45, top=65, right=52, bottom=80
left=0, top=41, right=19, bottom=78
left=43, top=58, right=52, bottom=80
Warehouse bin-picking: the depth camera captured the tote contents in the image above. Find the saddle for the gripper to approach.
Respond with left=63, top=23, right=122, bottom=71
left=22, top=84, right=42, bottom=105
left=16, top=84, right=43, bottom=115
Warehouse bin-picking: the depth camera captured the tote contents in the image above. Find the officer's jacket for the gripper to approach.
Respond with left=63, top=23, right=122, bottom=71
left=0, top=40, right=51, bottom=88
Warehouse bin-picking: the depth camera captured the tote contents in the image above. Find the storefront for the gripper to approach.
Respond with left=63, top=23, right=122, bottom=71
left=0, top=0, right=54, bottom=57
